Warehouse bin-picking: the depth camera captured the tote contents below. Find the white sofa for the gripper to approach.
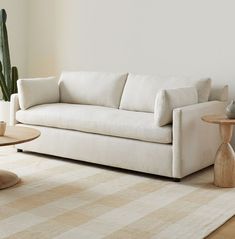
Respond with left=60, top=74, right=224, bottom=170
left=10, top=72, right=227, bottom=180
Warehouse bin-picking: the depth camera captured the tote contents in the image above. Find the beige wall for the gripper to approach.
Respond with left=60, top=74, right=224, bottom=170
left=27, top=0, right=235, bottom=94
left=27, top=0, right=56, bottom=77
left=3, top=0, right=235, bottom=93
left=0, top=0, right=28, bottom=77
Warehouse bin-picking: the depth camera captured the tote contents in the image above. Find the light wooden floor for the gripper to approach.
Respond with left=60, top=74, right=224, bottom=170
left=207, top=216, right=235, bottom=238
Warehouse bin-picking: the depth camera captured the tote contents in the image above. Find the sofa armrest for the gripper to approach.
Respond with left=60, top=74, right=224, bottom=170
left=10, top=94, right=20, bottom=126
left=172, top=101, right=226, bottom=178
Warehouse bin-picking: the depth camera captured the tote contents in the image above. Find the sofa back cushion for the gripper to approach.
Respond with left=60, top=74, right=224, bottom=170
left=17, top=77, right=59, bottom=110
left=154, top=87, right=198, bottom=126
left=209, top=85, right=228, bottom=102
left=166, top=77, right=211, bottom=103
left=59, top=71, right=127, bottom=108
left=120, top=74, right=211, bottom=112
left=120, top=74, right=166, bottom=112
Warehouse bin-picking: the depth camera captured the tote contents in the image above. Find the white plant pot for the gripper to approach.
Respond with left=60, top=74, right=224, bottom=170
left=0, top=101, right=10, bottom=124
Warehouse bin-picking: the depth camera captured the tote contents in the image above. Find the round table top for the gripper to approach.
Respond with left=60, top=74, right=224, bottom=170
left=201, top=115, right=235, bottom=125
left=0, top=126, right=40, bottom=146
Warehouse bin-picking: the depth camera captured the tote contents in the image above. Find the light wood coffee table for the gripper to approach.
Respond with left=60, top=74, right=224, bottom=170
left=0, top=126, right=40, bottom=189
left=202, top=115, right=235, bottom=188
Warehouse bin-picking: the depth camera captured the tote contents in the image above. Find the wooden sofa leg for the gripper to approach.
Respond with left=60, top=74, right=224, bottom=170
left=173, top=178, right=181, bottom=182
left=17, top=149, right=23, bottom=153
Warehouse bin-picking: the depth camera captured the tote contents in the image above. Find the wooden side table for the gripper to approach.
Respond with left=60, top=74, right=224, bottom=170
left=202, top=115, right=235, bottom=188
left=0, top=126, right=40, bottom=189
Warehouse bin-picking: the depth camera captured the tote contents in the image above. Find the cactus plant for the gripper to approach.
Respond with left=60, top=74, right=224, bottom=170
left=0, top=9, right=18, bottom=102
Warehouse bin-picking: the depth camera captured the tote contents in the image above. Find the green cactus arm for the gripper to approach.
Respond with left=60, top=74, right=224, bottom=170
left=0, top=61, right=9, bottom=101
left=11, top=66, right=18, bottom=94
left=0, top=72, right=9, bottom=101
left=0, top=9, right=19, bottom=100
left=0, top=9, right=11, bottom=90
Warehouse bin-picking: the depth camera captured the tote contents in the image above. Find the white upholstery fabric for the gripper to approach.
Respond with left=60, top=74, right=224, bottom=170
left=209, top=85, right=228, bottom=102
left=173, top=101, right=226, bottom=178
left=15, top=102, right=225, bottom=178
left=166, top=77, right=211, bottom=103
left=120, top=74, right=211, bottom=113
left=59, top=71, right=127, bottom=108
left=17, top=77, right=59, bottom=110
left=10, top=93, right=227, bottom=179
left=154, top=87, right=198, bottom=127
left=16, top=124, right=173, bottom=177
left=120, top=74, right=167, bottom=112
left=16, top=104, right=172, bottom=144
left=10, top=94, right=20, bottom=126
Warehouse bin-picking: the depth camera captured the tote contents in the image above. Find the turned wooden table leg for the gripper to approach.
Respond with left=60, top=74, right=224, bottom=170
left=0, top=170, right=20, bottom=189
left=214, top=124, right=235, bottom=187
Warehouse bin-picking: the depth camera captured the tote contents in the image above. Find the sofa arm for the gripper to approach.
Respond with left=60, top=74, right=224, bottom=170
left=172, top=101, right=226, bottom=178
left=10, top=94, right=20, bottom=126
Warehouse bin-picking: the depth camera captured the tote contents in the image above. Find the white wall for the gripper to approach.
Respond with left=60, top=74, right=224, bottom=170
left=27, top=0, right=56, bottom=77
left=27, top=0, right=235, bottom=93
left=0, top=0, right=29, bottom=77
left=2, top=0, right=235, bottom=95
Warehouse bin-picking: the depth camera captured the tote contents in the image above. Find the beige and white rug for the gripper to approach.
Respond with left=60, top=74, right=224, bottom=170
left=0, top=148, right=234, bottom=239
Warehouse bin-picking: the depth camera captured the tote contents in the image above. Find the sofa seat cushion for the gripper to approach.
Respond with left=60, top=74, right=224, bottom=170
left=16, top=104, right=172, bottom=144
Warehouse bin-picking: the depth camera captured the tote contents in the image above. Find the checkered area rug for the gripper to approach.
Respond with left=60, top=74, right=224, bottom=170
left=0, top=148, right=234, bottom=239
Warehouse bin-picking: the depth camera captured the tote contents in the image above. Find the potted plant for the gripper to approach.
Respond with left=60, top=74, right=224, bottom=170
left=0, top=9, right=18, bottom=123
